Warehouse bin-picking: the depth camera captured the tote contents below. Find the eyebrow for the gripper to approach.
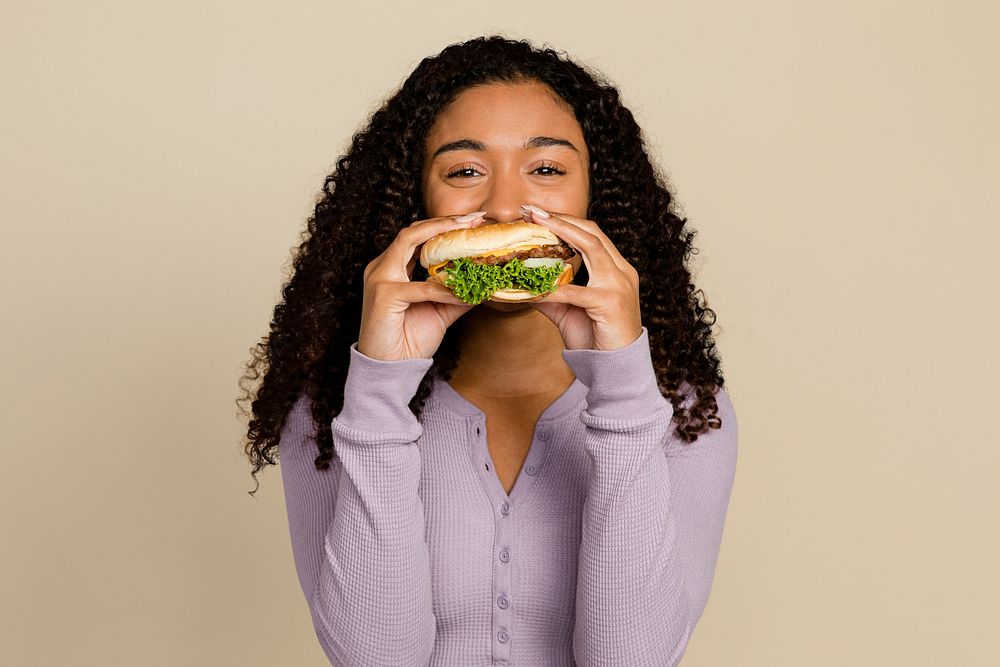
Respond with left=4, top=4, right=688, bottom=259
left=430, top=136, right=580, bottom=159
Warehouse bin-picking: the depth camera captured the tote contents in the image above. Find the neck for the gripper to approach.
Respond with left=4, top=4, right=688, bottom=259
left=449, top=304, right=576, bottom=398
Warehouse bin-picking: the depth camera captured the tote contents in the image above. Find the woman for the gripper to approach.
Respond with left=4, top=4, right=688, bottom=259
left=239, top=35, right=737, bottom=666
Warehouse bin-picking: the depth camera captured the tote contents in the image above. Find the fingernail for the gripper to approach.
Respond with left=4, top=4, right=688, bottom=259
left=525, top=204, right=550, bottom=219
left=455, top=211, right=487, bottom=223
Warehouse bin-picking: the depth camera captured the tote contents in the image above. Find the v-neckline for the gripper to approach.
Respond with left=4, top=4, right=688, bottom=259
left=432, top=375, right=587, bottom=503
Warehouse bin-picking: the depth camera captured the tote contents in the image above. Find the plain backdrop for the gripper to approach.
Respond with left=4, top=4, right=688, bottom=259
left=2, top=1, right=997, bottom=665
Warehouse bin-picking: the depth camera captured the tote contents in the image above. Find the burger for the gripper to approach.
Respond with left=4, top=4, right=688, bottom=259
left=419, top=221, right=576, bottom=305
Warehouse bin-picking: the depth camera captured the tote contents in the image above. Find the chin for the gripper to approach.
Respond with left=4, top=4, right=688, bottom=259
left=480, top=301, right=533, bottom=313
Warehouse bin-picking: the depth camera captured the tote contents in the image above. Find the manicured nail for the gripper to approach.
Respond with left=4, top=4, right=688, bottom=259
left=524, top=204, right=550, bottom=219
left=455, top=211, right=487, bottom=223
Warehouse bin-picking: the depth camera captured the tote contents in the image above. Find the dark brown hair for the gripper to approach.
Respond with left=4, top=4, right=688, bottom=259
left=237, top=36, right=725, bottom=495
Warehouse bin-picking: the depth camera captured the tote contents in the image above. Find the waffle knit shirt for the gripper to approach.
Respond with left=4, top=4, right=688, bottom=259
left=279, top=327, right=738, bottom=666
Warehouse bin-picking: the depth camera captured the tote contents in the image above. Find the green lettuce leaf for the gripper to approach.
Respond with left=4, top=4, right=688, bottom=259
left=441, top=257, right=566, bottom=306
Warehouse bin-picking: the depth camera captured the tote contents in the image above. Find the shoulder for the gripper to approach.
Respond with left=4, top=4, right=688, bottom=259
left=710, top=385, right=737, bottom=438
left=285, top=390, right=317, bottom=430
left=278, top=391, right=320, bottom=460
left=663, top=382, right=738, bottom=465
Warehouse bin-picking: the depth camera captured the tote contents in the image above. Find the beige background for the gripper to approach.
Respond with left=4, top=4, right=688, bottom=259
left=2, top=0, right=997, bottom=665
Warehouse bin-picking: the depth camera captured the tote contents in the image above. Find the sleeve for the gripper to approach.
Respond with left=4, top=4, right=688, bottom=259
left=278, top=343, right=437, bottom=666
left=561, top=326, right=739, bottom=667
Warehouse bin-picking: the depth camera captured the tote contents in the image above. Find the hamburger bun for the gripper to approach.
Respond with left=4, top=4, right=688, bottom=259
left=419, top=221, right=562, bottom=269
left=420, top=221, right=575, bottom=304
left=425, top=261, right=574, bottom=302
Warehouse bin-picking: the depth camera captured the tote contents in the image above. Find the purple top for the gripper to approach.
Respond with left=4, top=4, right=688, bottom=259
left=279, top=327, right=738, bottom=666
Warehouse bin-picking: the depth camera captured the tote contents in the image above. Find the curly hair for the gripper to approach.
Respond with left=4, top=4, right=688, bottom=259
left=237, top=35, right=726, bottom=496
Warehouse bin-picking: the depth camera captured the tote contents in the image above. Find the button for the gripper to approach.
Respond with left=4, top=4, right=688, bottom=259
left=538, top=430, right=550, bottom=440
left=499, top=548, right=511, bottom=563
left=497, top=629, right=510, bottom=643
left=500, top=501, right=511, bottom=515
left=497, top=593, right=510, bottom=609
left=525, top=464, right=538, bottom=476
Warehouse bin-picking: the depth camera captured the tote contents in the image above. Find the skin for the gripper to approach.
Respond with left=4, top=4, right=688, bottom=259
left=357, top=79, right=640, bottom=377
left=413, top=79, right=645, bottom=493
left=420, top=79, right=590, bottom=398
left=358, top=82, right=642, bottom=398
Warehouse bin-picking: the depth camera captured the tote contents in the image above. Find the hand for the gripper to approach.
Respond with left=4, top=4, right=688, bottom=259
left=520, top=205, right=644, bottom=352
left=357, top=212, right=486, bottom=361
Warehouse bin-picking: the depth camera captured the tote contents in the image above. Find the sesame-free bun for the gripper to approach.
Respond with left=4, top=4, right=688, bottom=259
left=426, top=261, right=574, bottom=302
left=419, top=221, right=561, bottom=269
left=490, top=262, right=575, bottom=302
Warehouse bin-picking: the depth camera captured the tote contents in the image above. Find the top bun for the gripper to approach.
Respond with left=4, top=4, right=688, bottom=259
left=419, top=221, right=561, bottom=269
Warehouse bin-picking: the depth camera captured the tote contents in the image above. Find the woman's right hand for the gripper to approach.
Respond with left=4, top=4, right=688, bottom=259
left=357, top=212, right=486, bottom=361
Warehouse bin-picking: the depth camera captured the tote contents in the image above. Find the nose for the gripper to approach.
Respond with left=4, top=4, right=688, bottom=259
left=478, top=166, right=532, bottom=224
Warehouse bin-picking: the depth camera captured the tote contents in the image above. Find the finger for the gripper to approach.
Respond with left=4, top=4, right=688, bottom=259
left=528, top=300, right=568, bottom=326
left=382, top=212, right=487, bottom=278
left=524, top=207, right=635, bottom=279
left=549, top=212, right=634, bottom=274
left=391, top=279, right=473, bottom=307
left=533, top=283, right=605, bottom=310
left=434, top=300, right=478, bottom=328
left=521, top=210, right=619, bottom=282
left=407, top=211, right=484, bottom=229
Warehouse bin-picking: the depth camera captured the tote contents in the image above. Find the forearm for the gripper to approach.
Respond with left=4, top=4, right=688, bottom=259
left=572, top=409, right=691, bottom=666
left=282, top=343, right=437, bottom=666
left=315, top=419, right=435, bottom=665
left=564, top=327, right=692, bottom=666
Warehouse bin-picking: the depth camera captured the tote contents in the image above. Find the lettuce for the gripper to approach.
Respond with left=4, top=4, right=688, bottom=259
left=441, top=257, right=566, bottom=306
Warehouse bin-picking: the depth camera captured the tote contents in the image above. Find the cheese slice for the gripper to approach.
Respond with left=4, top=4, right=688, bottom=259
left=427, top=244, right=548, bottom=275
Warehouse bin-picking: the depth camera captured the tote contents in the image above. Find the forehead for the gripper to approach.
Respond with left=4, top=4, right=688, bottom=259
left=425, top=80, right=586, bottom=154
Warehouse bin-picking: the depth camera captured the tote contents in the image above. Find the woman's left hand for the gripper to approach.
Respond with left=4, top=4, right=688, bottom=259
left=520, top=205, right=644, bottom=352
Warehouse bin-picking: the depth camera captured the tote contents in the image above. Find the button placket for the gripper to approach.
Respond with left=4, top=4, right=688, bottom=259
left=521, top=426, right=550, bottom=478
left=493, top=491, right=514, bottom=662
left=466, top=414, right=515, bottom=661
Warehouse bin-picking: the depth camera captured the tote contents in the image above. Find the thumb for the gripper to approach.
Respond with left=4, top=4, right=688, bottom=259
left=437, top=302, right=476, bottom=327
left=529, top=300, right=566, bottom=325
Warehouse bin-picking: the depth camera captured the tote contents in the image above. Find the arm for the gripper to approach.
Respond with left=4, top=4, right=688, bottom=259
left=563, top=327, right=738, bottom=666
left=278, top=343, right=436, bottom=666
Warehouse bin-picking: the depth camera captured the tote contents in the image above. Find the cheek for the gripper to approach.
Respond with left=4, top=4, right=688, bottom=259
left=423, top=185, right=476, bottom=217
left=568, top=174, right=590, bottom=217
left=422, top=193, right=446, bottom=218
left=421, top=175, right=448, bottom=213
left=540, top=183, right=589, bottom=218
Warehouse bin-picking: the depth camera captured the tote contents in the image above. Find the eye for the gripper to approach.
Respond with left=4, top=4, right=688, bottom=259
left=532, top=162, right=566, bottom=176
left=446, top=165, right=483, bottom=178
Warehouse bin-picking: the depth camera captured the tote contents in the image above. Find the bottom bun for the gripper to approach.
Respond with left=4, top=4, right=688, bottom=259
left=488, top=289, right=549, bottom=303
left=490, top=263, right=574, bottom=302
left=428, top=263, right=574, bottom=303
